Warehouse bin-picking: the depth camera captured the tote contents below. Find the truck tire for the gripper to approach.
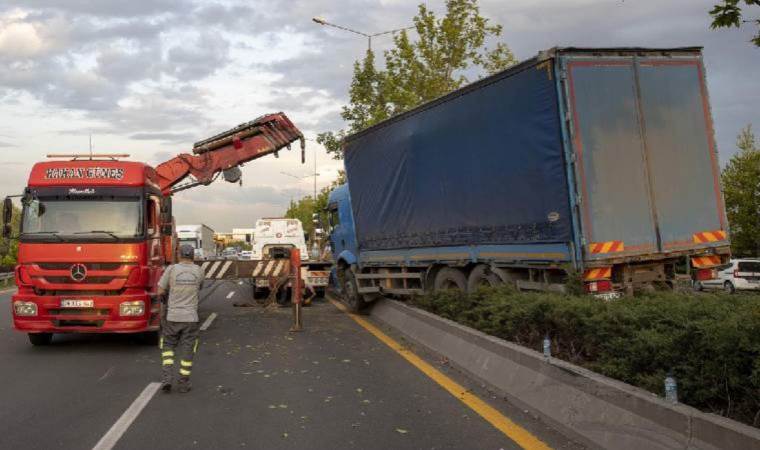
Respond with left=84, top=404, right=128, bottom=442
left=343, top=268, right=367, bottom=313
left=28, top=333, right=53, bottom=346
left=433, top=267, right=467, bottom=292
left=467, top=264, right=502, bottom=293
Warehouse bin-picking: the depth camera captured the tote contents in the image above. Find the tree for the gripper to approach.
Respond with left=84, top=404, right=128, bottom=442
left=710, top=0, right=760, bottom=47
left=284, top=172, right=347, bottom=238
left=722, top=125, right=760, bottom=256
left=0, top=204, right=21, bottom=270
left=317, top=0, right=516, bottom=158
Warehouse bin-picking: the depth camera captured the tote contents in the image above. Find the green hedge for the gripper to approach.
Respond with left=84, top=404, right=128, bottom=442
left=410, top=287, right=760, bottom=427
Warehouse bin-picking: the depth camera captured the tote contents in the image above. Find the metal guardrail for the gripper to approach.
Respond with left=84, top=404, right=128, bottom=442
left=0, top=272, right=14, bottom=288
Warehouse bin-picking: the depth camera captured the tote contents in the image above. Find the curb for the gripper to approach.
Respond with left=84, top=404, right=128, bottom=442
left=368, top=299, right=760, bottom=450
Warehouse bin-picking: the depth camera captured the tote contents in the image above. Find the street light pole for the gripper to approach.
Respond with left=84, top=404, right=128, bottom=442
left=312, top=17, right=414, bottom=51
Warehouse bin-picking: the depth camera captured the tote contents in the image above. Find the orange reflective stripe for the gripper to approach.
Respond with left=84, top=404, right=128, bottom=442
left=693, top=230, right=727, bottom=244
left=583, top=267, right=612, bottom=281
left=588, top=241, right=624, bottom=254
left=691, top=255, right=721, bottom=268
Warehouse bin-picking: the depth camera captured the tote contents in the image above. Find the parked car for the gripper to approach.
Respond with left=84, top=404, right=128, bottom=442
left=239, top=250, right=253, bottom=260
left=696, top=259, right=760, bottom=293
left=221, top=247, right=239, bottom=260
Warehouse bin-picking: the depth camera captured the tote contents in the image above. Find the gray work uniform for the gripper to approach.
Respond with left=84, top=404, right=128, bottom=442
left=158, top=262, right=205, bottom=384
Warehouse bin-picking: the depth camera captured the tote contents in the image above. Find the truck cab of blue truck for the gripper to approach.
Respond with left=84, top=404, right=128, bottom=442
left=327, top=47, right=730, bottom=311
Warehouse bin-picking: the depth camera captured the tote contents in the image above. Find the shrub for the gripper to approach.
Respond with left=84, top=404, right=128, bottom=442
left=410, top=288, right=760, bottom=427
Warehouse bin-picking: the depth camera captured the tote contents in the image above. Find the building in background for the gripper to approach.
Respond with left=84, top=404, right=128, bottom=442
left=232, top=228, right=255, bottom=245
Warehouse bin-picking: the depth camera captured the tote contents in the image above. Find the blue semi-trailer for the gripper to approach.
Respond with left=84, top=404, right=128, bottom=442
left=326, top=47, right=730, bottom=310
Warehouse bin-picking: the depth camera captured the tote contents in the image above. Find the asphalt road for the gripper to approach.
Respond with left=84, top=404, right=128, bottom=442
left=0, top=284, right=580, bottom=450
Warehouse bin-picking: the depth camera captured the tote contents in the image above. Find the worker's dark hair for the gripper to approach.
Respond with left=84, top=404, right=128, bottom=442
left=179, top=244, right=195, bottom=260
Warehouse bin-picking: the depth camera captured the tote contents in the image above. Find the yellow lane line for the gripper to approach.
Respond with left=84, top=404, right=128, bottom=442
left=329, top=298, right=552, bottom=450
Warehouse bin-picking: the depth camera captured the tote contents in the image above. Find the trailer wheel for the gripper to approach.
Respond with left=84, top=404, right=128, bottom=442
left=343, top=268, right=367, bottom=313
left=433, top=267, right=467, bottom=293
left=467, top=264, right=502, bottom=293
left=28, top=333, right=53, bottom=346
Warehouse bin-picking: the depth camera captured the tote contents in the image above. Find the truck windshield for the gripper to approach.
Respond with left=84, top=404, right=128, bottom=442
left=22, top=197, right=142, bottom=240
left=178, top=238, right=199, bottom=248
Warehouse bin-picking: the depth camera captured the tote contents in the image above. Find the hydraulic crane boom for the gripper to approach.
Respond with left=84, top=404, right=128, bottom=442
left=155, top=112, right=305, bottom=195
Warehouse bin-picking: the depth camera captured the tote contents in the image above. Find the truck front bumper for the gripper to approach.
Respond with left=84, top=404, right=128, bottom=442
left=11, top=292, right=159, bottom=334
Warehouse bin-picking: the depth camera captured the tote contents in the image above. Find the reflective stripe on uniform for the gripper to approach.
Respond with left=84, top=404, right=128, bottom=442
left=179, top=368, right=192, bottom=376
left=162, top=359, right=175, bottom=366
left=159, top=337, right=163, bottom=349
left=161, top=350, right=174, bottom=357
left=180, top=360, right=193, bottom=367
left=193, top=339, right=199, bottom=353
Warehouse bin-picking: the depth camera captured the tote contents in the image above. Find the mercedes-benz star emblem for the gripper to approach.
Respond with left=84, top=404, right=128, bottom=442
left=70, top=264, right=87, bottom=282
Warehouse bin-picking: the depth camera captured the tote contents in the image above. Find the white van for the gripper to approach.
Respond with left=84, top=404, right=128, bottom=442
left=697, top=259, right=760, bottom=293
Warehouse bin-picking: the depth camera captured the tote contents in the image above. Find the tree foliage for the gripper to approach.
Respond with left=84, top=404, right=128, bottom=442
left=710, top=0, right=760, bottom=46
left=0, top=204, right=21, bottom=270
left=318, top=0, right=516, bottom=159
left=722, top=125, right=760, bottom=256
left=284, top=172, right=346, bottom=238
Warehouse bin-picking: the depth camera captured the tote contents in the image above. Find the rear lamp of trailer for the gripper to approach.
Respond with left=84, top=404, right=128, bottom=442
left=585, top=280, right=612, bottom=293
left=119, top=301, right=145, bottom=316
left=13, top=301, right=37, bottom=316
left=695, top=268, right=715, bottom=281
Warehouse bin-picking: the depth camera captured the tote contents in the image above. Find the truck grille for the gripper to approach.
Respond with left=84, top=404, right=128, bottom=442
left=37, top=262, right=126, bottom=271
left=43, top=276, right=119, bottom=285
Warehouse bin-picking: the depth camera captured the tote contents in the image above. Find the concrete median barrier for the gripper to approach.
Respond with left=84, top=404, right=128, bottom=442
left=367, top=299, right=760, bottom=450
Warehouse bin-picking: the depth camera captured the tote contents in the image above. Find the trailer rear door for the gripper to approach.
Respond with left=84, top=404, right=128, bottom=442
left=636, top=58, right=726, bottom=250
left=566, top=59, right=658, bottom=260
left=563, top=52, right=726, bottom=262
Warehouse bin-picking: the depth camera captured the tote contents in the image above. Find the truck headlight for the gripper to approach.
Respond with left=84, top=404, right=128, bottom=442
left=120, top=301, right=145, bottom=316
left=14, top=301, right=38, bottom=316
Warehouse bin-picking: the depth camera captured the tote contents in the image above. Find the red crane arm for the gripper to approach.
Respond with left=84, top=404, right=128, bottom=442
left=155, top=112, right=305, bottom=195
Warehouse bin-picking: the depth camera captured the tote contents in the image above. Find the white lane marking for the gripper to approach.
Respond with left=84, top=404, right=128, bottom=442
left=216, top=261, right=233, bottom=279
left=200, top=312, right=217, bottom=331
left=226, top=291, right=236, bottom=299
left=206, top=261, right=221, bottom=279
left=92, top=382, right=161, bottom=450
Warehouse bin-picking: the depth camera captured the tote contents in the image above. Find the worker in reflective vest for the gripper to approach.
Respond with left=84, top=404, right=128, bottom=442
left=157, top=245, right=205, bottom=393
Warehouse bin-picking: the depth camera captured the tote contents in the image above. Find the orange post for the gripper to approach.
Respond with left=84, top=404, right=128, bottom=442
left=289, top=249, right=304, bottom=332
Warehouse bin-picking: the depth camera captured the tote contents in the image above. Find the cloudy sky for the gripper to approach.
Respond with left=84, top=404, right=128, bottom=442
left=0, top=0, right=757, bottom=231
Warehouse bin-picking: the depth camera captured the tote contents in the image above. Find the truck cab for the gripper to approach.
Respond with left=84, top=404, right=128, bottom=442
left=326, top=185, right=358, bottom=288
left=251, top=218, right=309, bottom=261
left=7, top=159, right=172, bottom=345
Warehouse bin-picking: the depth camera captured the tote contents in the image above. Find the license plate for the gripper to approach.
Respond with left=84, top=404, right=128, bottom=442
left=61, top=299, right=94, bottom=308
left=594, top=292, right=622, bottom=301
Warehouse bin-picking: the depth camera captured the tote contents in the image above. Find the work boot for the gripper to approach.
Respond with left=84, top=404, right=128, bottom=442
left=160, top=370, right=173, bottom=393
left=160, top=382, right=172, bottom=394
left=177, top=376, right=192, bottom=394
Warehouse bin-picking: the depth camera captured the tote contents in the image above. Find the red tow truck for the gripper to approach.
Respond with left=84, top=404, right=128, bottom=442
left=2, top=113, right=305, bottom=345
